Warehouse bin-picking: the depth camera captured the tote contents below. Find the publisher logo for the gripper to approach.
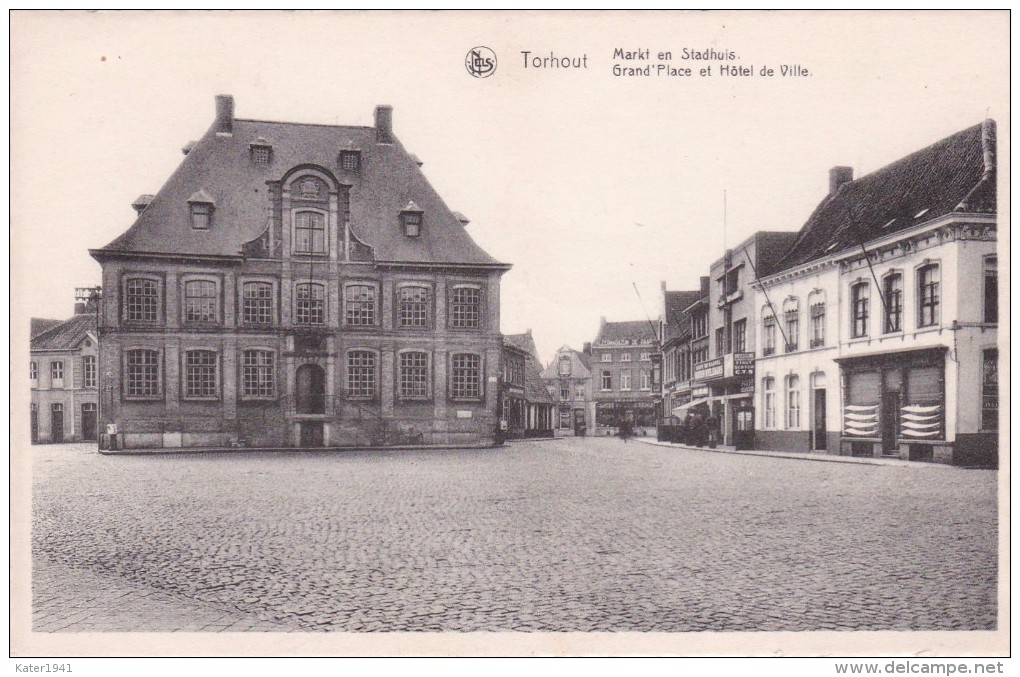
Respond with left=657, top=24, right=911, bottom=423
left=466, top=47, right=497, bottom=78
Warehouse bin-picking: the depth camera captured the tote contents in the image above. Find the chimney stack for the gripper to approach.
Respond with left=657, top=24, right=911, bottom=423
left=74, top=302, right=87, bottom=315
left=699, top=275, right=710, bottom=296
left=131, top=194, right=154, bottom=215
left=829, top=166, right=853, bottom=195
left=215, top=95, right=234, bottom=136
left=583, top=342, right=592, bottom=355
left=375, top=105, right=393, bottom=144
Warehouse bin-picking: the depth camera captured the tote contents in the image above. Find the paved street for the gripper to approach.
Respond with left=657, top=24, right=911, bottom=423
left=31, top=439, right=997, bottom=632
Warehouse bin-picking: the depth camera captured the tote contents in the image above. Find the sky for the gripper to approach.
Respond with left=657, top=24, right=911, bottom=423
left=11, top=11, right=1008, bottom=365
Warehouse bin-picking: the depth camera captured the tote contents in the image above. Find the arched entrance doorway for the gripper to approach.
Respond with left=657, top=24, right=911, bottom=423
left=295, top=363, right=326, bottom=447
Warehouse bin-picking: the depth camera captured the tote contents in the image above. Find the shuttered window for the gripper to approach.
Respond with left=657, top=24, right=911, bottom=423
left=848, top=371, right=880, bottom=405
left=907, top=366, right=941, bottom=404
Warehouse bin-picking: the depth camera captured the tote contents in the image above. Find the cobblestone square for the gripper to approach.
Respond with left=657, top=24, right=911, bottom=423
left=31, top=439, right=997, bottom=632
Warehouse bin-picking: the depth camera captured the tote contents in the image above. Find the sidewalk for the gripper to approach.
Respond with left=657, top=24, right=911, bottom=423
left=634, top=437, right=956, bottom=468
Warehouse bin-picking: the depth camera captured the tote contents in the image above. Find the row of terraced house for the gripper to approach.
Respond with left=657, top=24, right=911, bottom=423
left=658, top=121, right=999, bottom=467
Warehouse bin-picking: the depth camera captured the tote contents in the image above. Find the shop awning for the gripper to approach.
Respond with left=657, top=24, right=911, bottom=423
left=672, top=398, right=710, bottom=416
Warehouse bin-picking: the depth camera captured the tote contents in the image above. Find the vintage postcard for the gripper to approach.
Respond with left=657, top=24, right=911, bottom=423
left=9, top=10, right=1009, bottom=663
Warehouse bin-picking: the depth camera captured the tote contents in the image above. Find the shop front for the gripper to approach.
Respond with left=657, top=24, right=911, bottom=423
left=836, top=347, right=948, bottom=463
left=595, top=400, right=657, bottom=431
left=694, top=352, right=756, bottom=449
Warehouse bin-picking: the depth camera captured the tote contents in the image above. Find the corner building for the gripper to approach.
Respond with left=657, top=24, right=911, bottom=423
left=754, top=121, right=998, bottom=466
left=91, top=96, right=510, bottom=449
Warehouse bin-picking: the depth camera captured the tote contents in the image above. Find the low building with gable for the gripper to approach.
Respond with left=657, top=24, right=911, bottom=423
left=541, top=345, right=594, bottom=435
left=30, top=296, right=100, bottom=443
left=501, top=330, right=555, bottom=439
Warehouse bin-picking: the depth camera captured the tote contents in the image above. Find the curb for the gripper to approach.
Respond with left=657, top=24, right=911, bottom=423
left=632, top=437, right=966, bottom=469
left=98, top=443, right=504, bottom=456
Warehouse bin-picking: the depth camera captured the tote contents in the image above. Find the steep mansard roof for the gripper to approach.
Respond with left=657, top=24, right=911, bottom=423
left=777, top=120, right=995, bottom=271
left=96, top=106, right=506, bottom=268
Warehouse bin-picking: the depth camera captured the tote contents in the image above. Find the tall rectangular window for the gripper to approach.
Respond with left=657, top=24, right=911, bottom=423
left=984, top=257, right=997, bottom=323
left=295, top=284, right=325, bottom=325
left=184, top=350, right=218, bottom=398
left=399, top=352, right=429, bottom=399
left=30, top=362, right=37, bottom=381
left=125, top=278, right=159, bottom=322
left=347, top=350, right=377, bottom=399
left=83, top=355, right=97, bottom=388
left=733, top=319, right=747, bottom=353
left=763, top=316, right=776, bottom=356
left=51, top=361, right=64, bottom=380
left=620, top=370, right=632, bottom=391
left=398, top=285, right=430, bottom=328
left=918, top=264, right=940, bottom=327
left=243, top=282, right=273, bottom=325
left=810, top=303, right=825, bottom=348
left=345, top=284, right=377, bottom=326
left=620, top=353, right=632, bottom=362
left=715, top=327, right=727, bottom=357
left=126, top=349, right=160, bottom=397
left=640, top=370, right=651, bottom=391
left=785, top=374, right=801, bottom=428
left=451, top=353, right=481, bottom=399
left=982, top=349, right=998, bottom=431
left=184, top=280, right=218, bottom=324
left=557, top=357, right=571, bottom=376
left=600, top=370, right=612, bottom=391
left=450, top=287, right=481, bottom=328
left=763, top=377, right=775, bottom=428
left=785, top=312, right=799, bottom=352
left=883, top=273, right=903, bottom=333
left=294, top=212, right=326, bottom=254
left=851, top=283, right=869, bottom=338
left=242, top=350, right=275, bottom=397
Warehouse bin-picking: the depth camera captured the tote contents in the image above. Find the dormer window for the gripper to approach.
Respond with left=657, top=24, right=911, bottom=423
left=339, top=150, right=361, bottom=172
left=400, top=201, right=423, bottom=237
left=187, top=190, right=215, bottom=230
left=249, top=137, right=272, bottom=165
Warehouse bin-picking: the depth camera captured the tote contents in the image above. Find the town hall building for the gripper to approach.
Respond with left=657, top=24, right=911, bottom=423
left=90, top=96, right=510, bottom=449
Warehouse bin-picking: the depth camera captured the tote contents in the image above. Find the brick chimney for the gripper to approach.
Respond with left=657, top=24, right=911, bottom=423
left=74, top=302, right=87, bottom=315
left=215, top=95, right=234, bottom=136
left=131, top=194, right=154, bottom=214
left=829, top=166, right=853, bottom=195
left=375, top=105, right=393, bottom=144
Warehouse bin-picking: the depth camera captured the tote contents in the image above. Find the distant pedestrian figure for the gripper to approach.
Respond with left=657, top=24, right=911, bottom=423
left=692, top=414, right=706, bottom=447
left=619, top=421, right=633, bottom=443
left=706, top=413, right=719, bottom=449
